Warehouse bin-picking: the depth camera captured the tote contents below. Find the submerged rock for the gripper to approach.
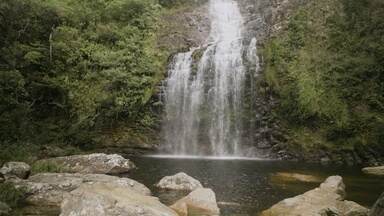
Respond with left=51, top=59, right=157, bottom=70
left=0, top=202, right=11, bottom=216
left=261, top=176, right=369, bottom=216
left=271, top=172, right=323, bottom=183
left=370, top=192, right=384, bottom=216
left=35, top=153, right=135, bottom=174
left=362, top=166, right=384, bottom=176
left=60, top=182, right=178, bottom=216
left=8, top=173, right=150, bottom=208
left=170, top=188, right=220, bottom=216
left=156, top=172, right=203, bottom=191
left=0, top=161, right=31, bottom=179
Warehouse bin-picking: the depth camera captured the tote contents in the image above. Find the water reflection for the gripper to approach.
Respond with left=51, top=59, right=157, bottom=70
left=127, top=156, right=384, bottom=215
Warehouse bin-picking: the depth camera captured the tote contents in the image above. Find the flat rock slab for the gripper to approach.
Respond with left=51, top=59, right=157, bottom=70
left=362, top=166, right=384, bottom=176
left=60, top=182, right=178, bottom=216
left=9, top=173, right=150, bottom=207
left=261, top=176, right=369, bottom=216
left=0, top=161, right=31, bottom=179
left=170, top=188, right=220, bottom=216
left=34, top=153, right=135, bottom=174
left=156, top=172, right=203, bottom=191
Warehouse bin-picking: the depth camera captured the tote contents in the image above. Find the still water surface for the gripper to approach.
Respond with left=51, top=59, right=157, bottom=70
left=128, top=156, right=384, bottom=215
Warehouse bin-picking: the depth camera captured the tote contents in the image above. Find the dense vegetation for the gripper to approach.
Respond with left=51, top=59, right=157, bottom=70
left=263, top=0, right=384, bottom=151
left=1, top=0, right=383, bottom=163
left=0, top=0, right=201, bottom=162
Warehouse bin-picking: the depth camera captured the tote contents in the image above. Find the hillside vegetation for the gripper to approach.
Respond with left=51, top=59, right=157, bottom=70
left=263, top=0, right=384, bottom=154
left=0, top=0, right=201, bottom=162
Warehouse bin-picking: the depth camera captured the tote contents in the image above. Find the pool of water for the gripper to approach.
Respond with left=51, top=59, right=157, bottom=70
left=127, top=156, right=384, bottom=215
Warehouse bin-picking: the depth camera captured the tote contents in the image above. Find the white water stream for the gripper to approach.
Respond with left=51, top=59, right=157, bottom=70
left=163, top=0, right=259, bottom=156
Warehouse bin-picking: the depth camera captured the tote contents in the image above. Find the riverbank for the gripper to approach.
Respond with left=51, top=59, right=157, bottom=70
left=1, top=153, right=383, bottom=215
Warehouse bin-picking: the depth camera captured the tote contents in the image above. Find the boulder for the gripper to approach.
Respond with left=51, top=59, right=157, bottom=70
left=261, top=176, right=369, bottom=216
left=0, top=202, right=11, bottom=216
left=370, top=192, right=384, bottom=216
left=362, top=166, right=384, bottom=176
left=8, top=173, right=150, bottom=208
left=170, top=188, right=220, bottom=216
left=34, top=153, right=135, bottom=174
left=156, top=172, right=203, bottom=191
left=60, top=182, right=178, bottom=216
left=0, top=161, right=31, bottom=179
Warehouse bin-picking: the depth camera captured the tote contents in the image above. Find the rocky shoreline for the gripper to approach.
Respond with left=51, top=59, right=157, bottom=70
left=0, top=153, right=383, bottom=216
left=0, top=154, right=220, bottom=216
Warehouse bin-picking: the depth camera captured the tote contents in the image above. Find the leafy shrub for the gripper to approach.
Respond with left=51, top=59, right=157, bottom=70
left=0, top=182, right=26, bottom=208
left=31, top=161, right=66, bottom=174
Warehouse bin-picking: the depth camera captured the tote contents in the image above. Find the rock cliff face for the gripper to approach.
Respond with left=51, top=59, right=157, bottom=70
left=158, top=3, right=210, bottom=53
left=241, top=0, right=384, bottom=165
left=240, top=0, right=309, bottom=42
left=155, top=0, right=311, bottom=157
left=233, top=0, right=310, bottom=157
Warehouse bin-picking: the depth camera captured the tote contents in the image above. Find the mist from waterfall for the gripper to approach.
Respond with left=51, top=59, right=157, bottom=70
left=163, top=0, right=254, bottom=156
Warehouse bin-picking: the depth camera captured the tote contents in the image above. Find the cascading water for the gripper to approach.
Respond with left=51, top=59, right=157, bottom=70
left=163, top=0, right=257, bottom=156
left=163, top=50, right=203, bottom=155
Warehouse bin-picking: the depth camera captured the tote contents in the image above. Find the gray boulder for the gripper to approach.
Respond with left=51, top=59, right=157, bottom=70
left=370, top=192, right=384, bottom=216
left=0, top=161, right=31, bottom=179
left=170, top=188, right=220, bottom=216
left=60, top=182, right=178, bottom=216
left=261, top=176, right=369, bottom=216
left=34, top=153, right=135, bottom=174
left=156, top=172, right=203, bottom=191
left=8, top=173, right=150, bottom=208
left=362, top=166, right=384, bottom=176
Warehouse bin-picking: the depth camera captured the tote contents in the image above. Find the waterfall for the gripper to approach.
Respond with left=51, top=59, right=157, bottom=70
left=247, top=37, right=261, bottom=76
left=163, top=50, right=202, bottom=155
left=163, top=0, right=251, bottom=156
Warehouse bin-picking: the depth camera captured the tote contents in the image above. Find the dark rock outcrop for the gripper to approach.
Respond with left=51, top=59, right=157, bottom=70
left=0, top=161, right=31, bottom=179
left=370, top=192, right=384, bottom=216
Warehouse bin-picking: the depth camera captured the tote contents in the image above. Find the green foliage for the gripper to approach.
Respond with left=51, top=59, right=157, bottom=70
left=0, top=143, right=40, bottom=165
left=0, top=0, right=166, bottom=152
left=31, top=161, right=65, bottom=174
left=0, top=182, right=26, bottom=208
left=158, top=0, right=206, bottom=8
left=263, top=0, right=384, bottom=148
